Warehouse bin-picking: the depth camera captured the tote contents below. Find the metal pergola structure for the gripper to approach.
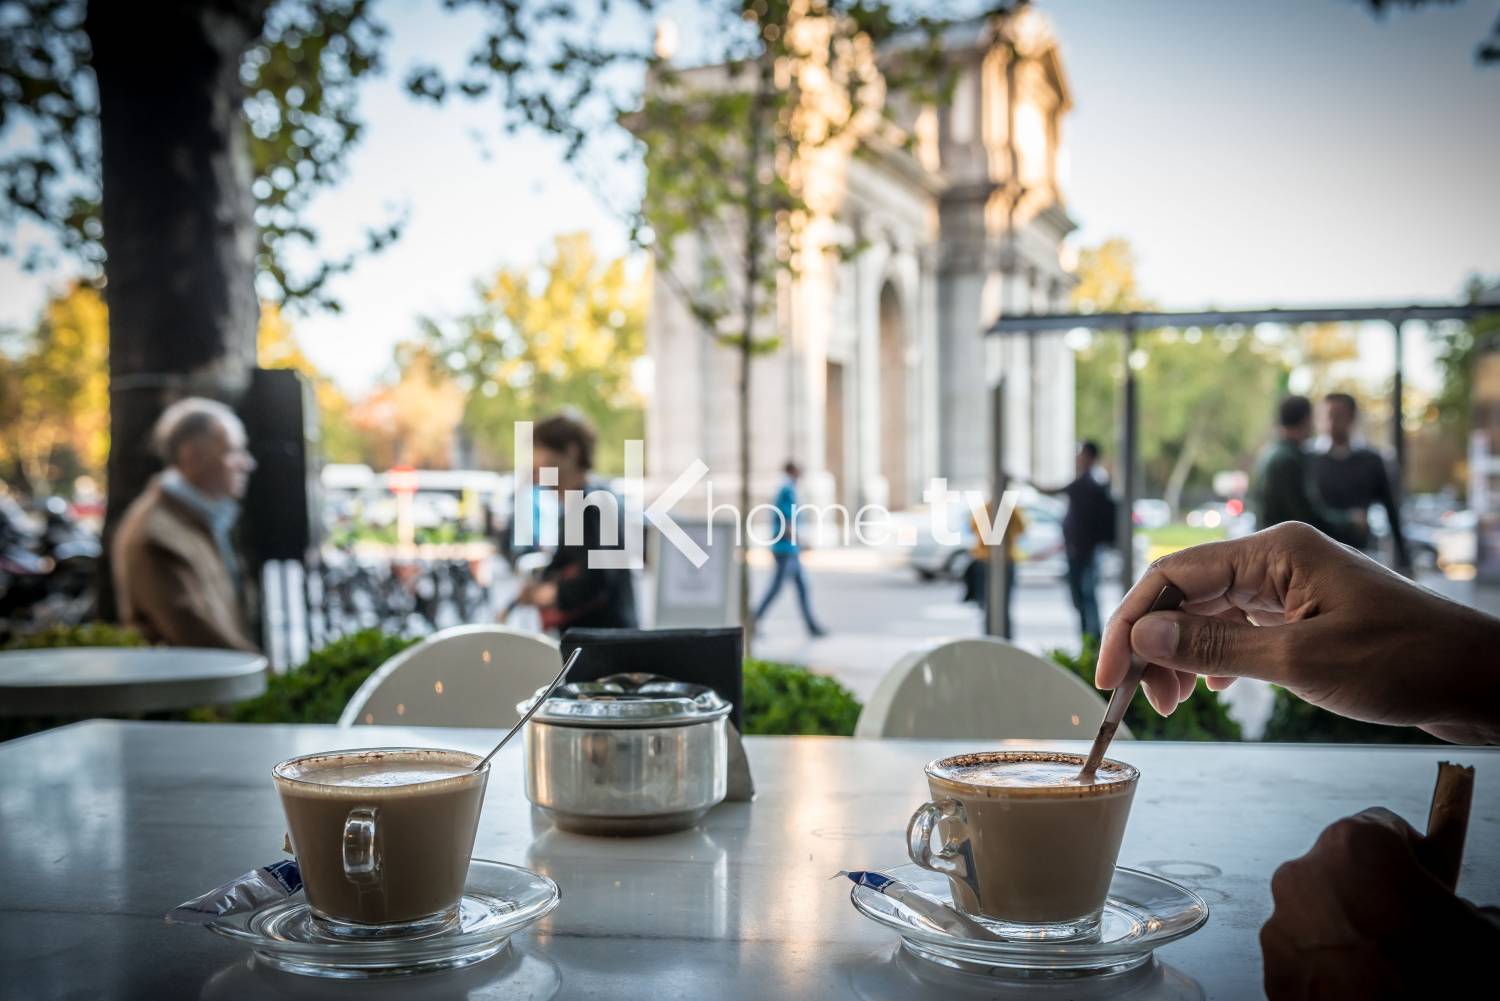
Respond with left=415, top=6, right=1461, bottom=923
left=979, top=302, right=1490, bottom=638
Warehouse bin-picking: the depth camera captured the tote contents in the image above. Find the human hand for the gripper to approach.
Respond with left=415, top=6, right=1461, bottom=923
left=1097, top=522, right=1500, bottom=742
left=528, top=581, right=558, bottom=608
left=1261, top=807, right=1500, bottom=999
left=515, top=579, right=551, bottom=607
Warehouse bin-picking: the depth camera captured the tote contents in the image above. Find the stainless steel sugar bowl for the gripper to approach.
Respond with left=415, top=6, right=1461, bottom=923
left=520, top=673, right=732, bottom=835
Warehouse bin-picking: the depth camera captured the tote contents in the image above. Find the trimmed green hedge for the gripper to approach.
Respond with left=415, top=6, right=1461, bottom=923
left=2, top=624, right=862, bottom=736
left=208, top=635, right=866, bottom=735
left=18, top=623, right=1437, bottom=745
left=742, top=658, right=862, bottom=736
left=1262, top=686, right=1439, bottom=744
left=221, top=630, right=420, bottom=724
left=1048, top=638, right=1243, bottom=741
left=5, top=622, right=148, bottom=650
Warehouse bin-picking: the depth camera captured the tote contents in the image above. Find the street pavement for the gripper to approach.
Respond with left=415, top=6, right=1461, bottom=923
left=739, top=546, right=1288, bottom=737
left=745, top=546, right=1111, bottom=698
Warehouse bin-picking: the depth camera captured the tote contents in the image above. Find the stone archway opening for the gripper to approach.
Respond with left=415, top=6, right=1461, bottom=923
left=878, top=281, right=909, bottom=509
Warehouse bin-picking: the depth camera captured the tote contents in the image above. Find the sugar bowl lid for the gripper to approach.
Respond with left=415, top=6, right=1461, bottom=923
left=518, top=672, right=733, bottom=728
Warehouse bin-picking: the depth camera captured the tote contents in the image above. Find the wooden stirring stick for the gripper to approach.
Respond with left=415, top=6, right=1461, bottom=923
left=1078, top=583, right=1186, bottom=779
left=1421, top=761, right=1475, bottom=890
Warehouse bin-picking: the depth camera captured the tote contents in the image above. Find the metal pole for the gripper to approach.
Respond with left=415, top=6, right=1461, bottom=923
left=987, top=377, right=1011, bottom=638
left=1391, top=318, right=1406, bottom=494
left=281, top=560, right=294, bottom=672
left=1119, top=321, right=1139, bottom=587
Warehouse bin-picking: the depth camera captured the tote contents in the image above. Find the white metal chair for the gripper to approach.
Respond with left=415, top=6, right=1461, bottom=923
left=338, top=624, right=561, bottom=728
left=853, top=637, right=1130, bottom=741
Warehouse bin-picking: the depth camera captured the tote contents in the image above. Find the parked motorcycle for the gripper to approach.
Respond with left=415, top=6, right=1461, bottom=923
left=0, top=496, right=100, bottom=639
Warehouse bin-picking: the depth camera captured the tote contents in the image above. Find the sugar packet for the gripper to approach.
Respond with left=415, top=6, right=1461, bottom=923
left=165, top=860, right=303, bottom=926
left=837, top=870, right=999, bottom=940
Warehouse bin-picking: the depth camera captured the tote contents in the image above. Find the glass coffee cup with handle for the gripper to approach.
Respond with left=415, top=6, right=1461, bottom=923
left=273, top=747, right=489, bottom=939
left=906, top=750, right=1138, bottom=941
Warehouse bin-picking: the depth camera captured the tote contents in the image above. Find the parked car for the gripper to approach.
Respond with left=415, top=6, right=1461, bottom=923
left=907, top=492, right=1099, bottom=581
left=1432, top=509, right=1478, bottom=569
left=1185, top=500, right=1255, bottom=539
left=1132, top=498, right=1171, bottom=530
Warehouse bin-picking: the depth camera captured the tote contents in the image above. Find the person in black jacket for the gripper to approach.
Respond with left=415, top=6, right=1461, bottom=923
left=513, top=412, right=637, bottom=631
left=1313, top=392, right=1410, bottom=573
left=1030, top=440, right=1115, bottom=641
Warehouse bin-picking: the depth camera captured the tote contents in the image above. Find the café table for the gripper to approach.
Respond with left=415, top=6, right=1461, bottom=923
left=1, top=720, right=1495, bottom=1000
left=0, top=648, right=267, bottom=717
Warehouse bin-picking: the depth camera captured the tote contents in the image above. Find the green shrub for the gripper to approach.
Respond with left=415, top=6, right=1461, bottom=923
left=1262, top=686, right=1439, bottom=744
left=742, top=658, right=862, bottom=736
left=5, top=621, right=148, bottom=650
left=225, top=629, right=419, bottom=724
left=1047, top=639, right=1242, bottom=741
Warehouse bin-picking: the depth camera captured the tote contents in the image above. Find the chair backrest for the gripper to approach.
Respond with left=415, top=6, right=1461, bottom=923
left=853, top=637, right=1130, bottom=741
left=339, top=625, right=561, bottom=728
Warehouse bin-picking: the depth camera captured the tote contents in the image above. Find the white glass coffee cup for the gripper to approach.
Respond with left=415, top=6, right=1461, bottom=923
left=907, top=750, right=1138, bottom=941
left=273, top=747, right=488, bottom=938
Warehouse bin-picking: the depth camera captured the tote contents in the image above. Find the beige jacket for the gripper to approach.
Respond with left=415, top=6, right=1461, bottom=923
left=111, top=477, right=258, bottom=651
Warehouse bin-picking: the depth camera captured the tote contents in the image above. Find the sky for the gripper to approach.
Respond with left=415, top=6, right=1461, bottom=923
left=1, top=0, right=1497, bottom=393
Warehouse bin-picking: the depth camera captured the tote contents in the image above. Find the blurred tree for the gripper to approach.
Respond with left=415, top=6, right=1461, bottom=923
left=1, top=0, right=393, bottom=613
left=1071, top=239, right=1291, bottom=514
left=1135, top=331, right=1290, bottom=515
left=1070, top=238, right=1146, bottom=493
left=348, top=342, right=465, bottom=470
left=0, top=282, right=109, bottom=493
left=1427, top=276, right=1500, bottom=495
left=1071, top=239, right=1151, bottom=315
left=256, top=303, right=368, bottom=465
left=408, top=0, right=952, bottom=627
left=1, top=0, right=395, bottom=304
left=424, top=232, right=647, bottom=475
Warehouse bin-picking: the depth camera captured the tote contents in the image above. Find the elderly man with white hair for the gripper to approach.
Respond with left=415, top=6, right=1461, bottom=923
left=112, top=397, right=259, bottom=650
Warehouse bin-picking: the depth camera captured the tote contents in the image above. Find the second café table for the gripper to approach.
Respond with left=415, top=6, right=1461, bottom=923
left=0, top=647, right=267, bottom=717
left=0, top=720, right=1496, bottom=1000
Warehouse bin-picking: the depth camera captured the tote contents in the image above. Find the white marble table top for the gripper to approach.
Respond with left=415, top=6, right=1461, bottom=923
left=0, top=720, right=1495, bottom=1000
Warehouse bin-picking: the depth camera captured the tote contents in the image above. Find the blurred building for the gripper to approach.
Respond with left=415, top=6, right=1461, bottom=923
left=639, top=8, right=1078, bottom=512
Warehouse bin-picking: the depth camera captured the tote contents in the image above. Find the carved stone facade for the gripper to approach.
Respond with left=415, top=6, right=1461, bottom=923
left=644, top=9, right=1077, bottom=510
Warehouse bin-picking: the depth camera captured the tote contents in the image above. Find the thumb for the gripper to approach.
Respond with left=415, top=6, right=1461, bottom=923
left=1130, top=610, right=1288, bottom=682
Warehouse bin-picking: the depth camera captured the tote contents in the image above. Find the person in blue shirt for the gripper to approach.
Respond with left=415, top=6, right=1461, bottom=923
left=751, top=461, right=827, bottom=637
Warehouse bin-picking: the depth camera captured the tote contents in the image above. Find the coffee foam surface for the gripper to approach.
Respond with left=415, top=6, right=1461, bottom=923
left=930, top=753, right=1135, bottom=798
left=277, top=750, right=481, bottom=794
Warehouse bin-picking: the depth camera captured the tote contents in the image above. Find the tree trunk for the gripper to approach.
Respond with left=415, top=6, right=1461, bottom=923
left=1164, top=416, right=1206, bottom=518
left=87, top=0, right=265, bottom=617
left=737, top=54, right=772, bottom=646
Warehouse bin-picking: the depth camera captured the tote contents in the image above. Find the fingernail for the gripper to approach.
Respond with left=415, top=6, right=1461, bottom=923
left=1135, top=616, right=1179, bottom=660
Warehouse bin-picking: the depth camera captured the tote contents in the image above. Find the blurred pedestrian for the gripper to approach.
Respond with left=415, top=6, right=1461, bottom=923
left=512, top=411, right=638, bottom=630
left=1029, top=442, right=1115, bottom=642
left=1253, top=395, right=1360, bottom=544
left=1313, top=392, right=1410, bottom=572
left=962, top=497, right=1026, bottom=634
left=752, top=461, right=826, bottom=637
left=112, top=398, right=258, bottom=650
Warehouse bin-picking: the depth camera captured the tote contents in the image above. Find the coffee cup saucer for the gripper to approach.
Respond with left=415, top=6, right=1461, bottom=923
left=203, top=859, right=559, bottom=979
left=849, top=863, right=1208, bottom=979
